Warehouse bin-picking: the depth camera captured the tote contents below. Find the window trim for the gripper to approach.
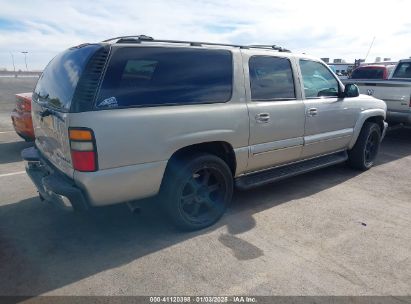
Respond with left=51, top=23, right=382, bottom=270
left=299, top=59, right=342, bottom=100
left=248, top=55, right=297, bottom=102
left=93, top=46, right=234, bottom=110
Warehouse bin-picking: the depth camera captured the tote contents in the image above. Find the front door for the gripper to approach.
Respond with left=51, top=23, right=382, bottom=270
left=298, top=59, right=357, bottom=158
left=243, top=51, right=306, bottom=172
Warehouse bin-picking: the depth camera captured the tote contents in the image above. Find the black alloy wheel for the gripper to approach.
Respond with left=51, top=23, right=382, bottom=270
left=162, top=153, right=233, bottom=230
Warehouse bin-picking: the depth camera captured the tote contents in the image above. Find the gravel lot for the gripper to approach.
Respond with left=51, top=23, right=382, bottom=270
left=0, top=77, right=410, bottom=297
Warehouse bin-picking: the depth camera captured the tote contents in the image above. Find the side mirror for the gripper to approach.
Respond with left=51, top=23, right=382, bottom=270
left=343, top=83, right=359, bottom=98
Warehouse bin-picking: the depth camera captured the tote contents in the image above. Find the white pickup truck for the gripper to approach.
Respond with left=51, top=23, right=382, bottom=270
left=344, top=59, right=411, bottom=125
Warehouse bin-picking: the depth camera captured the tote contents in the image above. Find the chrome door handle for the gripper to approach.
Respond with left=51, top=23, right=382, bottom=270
left=307, top=108, right=318, bottom=116
left=255, top=113, right=270, bottom=123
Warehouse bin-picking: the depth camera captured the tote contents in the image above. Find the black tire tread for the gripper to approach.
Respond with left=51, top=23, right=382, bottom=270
left=348, top=122, right=381, bottom=171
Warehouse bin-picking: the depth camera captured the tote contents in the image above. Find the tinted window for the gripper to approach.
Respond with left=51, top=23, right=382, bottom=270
left=249, top=56, right=295, bottom=100
left=351, top=67, right=384, bottom=79
left=96, top=47, right=233, bottom=108
left=392, top=62, right=411, bottom=78
left=33, top=44, right=101, bottom=111
left=300, top=60, right=339, bottom=98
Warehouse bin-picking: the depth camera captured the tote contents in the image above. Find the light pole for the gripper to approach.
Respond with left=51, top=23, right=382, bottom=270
left=21, top=51, right=28, bottom=71
left=10, top=52, right=16, bottom=74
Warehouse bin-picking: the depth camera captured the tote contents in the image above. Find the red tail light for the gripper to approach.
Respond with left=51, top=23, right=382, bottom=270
left=23, top=98, right=32, bottom=112
left=71, top=151, right=96, bottom=171
left=16, top=95, right=32, bottom=112
left=69, top=128, right=98, bottom=172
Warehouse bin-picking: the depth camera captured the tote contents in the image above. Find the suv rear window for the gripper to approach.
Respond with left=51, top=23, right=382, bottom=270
left=96, top=47, right=233, bottom=108
left=33, top=44, right=102, bottom=112
left=351, top=67, right=384, bottom=79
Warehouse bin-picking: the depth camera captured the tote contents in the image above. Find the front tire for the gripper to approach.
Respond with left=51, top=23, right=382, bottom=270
left=161, top=153, right=233, bottom=231
left=348, top=122, right=381, bottom=171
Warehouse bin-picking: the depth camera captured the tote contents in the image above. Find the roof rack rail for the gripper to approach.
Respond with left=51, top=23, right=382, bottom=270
left=102, top=35, right=154, bottom=43
left=101, top=35, right=291, bottom=52
left=248, top=45, right=291, bottom=52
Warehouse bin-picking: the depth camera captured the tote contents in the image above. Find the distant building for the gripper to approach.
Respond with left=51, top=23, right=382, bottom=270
left=324, top=56, right=397, bottom=75
left=328, top=61, right=355, bottom=75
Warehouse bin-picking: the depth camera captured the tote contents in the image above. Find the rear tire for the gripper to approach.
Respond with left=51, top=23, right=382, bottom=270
left=348, top=122, right=381, bottom=171
left=161, top=153, right=233, bottom=231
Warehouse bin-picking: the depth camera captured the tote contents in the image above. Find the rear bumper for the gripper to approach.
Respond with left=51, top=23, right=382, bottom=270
left=74, top=160, right=167, bottom=206
left=386, top=110, right=411, bottom=125
left=23, top=146, right=167, bottom=208
left=22, top=146, right=89, bottom=211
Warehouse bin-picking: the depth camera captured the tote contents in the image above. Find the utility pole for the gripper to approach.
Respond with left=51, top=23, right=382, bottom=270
left=364, top=36, right=376, bottom=62
left=10, top=52, right=16, bottom=74
left=21, top=51, right=28, bottom=71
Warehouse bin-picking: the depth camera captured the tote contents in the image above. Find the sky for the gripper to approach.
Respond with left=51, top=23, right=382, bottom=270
left=0, top=0, right=410, bottom=71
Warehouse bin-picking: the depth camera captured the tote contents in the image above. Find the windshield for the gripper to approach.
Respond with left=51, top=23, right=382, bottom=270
left=351, top=67, right=384, bottom=79
left=33, top=44, right=101, bottom=112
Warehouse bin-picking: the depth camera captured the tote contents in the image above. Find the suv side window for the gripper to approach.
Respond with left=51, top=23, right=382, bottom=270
left=249, top=56, right=296, bottom=101
left=96, top=47, right=233, bottom=108
left=299, top=59, right=339, bottom=98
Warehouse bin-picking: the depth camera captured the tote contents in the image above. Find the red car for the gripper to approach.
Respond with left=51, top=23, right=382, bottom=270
left=11, top=93, right=35, bottom=141
left=350, top=65, right=395, bottom=80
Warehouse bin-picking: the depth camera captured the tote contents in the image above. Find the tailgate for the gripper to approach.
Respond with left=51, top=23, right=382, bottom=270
left=32, top=102, right=73, bottom=177
left=32, top=44, right=105, bottom=178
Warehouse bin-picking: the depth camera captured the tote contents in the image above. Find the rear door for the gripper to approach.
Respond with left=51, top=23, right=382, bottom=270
left=243, top=51, right=305, bottom=172
left=32, top=44, right=104, bottom=177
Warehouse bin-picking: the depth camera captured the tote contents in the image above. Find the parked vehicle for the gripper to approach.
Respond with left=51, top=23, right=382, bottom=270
left=344, top=59, right=411, bottom=125
left=11, top=93, right=35, bottom=141
left=23, top=36, right=387, bottom=230
left=328, top=65, right=337, bottom=73
left=350, top=65, right=395, bottom=80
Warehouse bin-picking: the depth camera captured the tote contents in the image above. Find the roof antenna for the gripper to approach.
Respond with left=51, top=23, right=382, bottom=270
left=364, top=36, right=376, bottom=62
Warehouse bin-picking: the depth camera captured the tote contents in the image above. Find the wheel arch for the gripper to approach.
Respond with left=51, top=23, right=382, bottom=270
left=164, top=141, right=237, bottom=177
left=348, top=109, right=386, bottom=149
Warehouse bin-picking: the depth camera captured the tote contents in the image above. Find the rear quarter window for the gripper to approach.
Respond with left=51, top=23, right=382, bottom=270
left=96, top=47, right=233, bottom=108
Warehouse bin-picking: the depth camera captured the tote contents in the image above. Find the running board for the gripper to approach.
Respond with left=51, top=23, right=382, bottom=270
left=235, top=151, right=348, bottom=190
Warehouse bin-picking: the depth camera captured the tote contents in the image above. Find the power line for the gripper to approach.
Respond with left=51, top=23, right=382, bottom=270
left=364, top=36, right=376, bottom=62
